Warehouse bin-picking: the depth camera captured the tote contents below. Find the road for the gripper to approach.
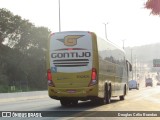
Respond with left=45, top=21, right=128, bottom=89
left=0, top=80, right=160, bottom=120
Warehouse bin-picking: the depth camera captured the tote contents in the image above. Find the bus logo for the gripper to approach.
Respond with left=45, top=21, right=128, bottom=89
left=57, top=35, right=84, bottom=46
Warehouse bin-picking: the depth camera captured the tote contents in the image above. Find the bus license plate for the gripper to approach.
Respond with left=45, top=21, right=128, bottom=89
left=67, top=90, right=76, bottom=93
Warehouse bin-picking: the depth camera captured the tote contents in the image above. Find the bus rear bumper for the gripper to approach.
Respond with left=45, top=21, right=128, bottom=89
left=48, top=86, right=98, bottom=100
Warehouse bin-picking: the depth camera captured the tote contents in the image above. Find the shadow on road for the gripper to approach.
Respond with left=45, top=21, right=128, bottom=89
left=44, top=98, right=120, bottom=117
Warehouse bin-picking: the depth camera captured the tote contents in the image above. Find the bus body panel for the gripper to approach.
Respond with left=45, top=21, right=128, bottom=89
left=96, top=37, right=128, bottom=98
left=47, top=31, right=129, bottom=102
left=47, top=31, right=98, bottom=99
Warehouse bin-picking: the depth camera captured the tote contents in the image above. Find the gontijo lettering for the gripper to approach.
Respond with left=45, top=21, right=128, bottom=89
left=51, top=52, right=91, bottom=58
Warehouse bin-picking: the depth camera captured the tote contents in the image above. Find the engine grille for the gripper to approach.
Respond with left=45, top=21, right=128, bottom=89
left=53, top=59, right=89, bottom=67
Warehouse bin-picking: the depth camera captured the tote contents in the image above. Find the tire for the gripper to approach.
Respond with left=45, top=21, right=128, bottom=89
left=104, top=85, right=111, bottom=104
left=137, top=87, right=139, bottom=90
left=119, top=86, right=126, bottom=101
left=71, top=100, right=78, bottom=106
left=137, top=85, right=139, bottom=90
left=120, top=95, right=125, bottom=100
left=60, top=100, right=71, bottom=106
left=90, top=99, right=99, bottom=105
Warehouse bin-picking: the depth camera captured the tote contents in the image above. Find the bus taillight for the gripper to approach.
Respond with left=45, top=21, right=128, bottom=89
left=88, top=68, right=97, bottom=86
left=47, top=69, right=52, bottom=80
left=47, top=69, right=55, bottom=87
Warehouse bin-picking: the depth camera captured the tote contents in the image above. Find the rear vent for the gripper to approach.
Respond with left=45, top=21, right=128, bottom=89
left=53, top=59, right=89, bottom=67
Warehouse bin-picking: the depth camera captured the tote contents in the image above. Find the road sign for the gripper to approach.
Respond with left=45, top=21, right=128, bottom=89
left=153, top=59, right=160, bottom=67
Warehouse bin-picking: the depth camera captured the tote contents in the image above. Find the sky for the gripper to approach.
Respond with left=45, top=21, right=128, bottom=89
left=0, top=0, right=160, bottom=48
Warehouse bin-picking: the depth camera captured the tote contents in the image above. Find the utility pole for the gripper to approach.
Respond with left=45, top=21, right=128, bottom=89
left=131, top=49, right=133, bottom=80
left=58, top=0, right=61, bottom=32
left=135, top=56, right=137, bottom=80
left=103, top=23, right=108, bottom=40
left=122, top=39, right=125, bottom=49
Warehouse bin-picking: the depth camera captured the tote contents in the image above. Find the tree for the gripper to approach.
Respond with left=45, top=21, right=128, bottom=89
left=145, top=0, right=160, bottom=16
left=0, top=8, right=51, bottom=92
left=0, top=8, right=23, bottom=46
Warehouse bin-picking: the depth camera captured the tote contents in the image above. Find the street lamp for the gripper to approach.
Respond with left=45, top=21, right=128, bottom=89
left=58, top=0, right=61, bottom=32
left=122, top=39, right=125, bottom=49
left=131, top=48, right=133, bottom=80
left=103, top=23, right=108, bottom=40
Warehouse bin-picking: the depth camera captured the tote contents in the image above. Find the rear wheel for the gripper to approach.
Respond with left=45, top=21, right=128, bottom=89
left=119, top=86, right=126, bottom=101
left=104, top=85, right=111, bottom=104
left=137, top=85, right=139, bottom=90
left=119, top=95, right=124, bottom=100
left=71, top=100, right=78, bottom=106
left=60, top=100, right=71, bottom=106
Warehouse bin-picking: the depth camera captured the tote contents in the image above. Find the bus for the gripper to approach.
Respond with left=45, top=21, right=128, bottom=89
left=46, top=31, right=132, bottom=106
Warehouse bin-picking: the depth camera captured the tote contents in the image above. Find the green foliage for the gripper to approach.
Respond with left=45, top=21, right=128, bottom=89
left=0, top=8, right=51, bottom=92
left=0, top=8, right=22, bottom=45
left=0, top=85, right=9, bottom=93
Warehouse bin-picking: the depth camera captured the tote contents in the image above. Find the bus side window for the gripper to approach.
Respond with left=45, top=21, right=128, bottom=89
left=126, top=60, right=132, bottom=72
left=129, top=63, right=132, bottom=71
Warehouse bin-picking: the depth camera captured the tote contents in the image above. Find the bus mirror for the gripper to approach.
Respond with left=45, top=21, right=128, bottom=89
left=126, top=60, right=132, bottom=71
left=129, top=63, right=132, bottom=71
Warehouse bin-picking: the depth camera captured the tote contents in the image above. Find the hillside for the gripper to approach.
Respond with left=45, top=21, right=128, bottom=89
left=125, top=43, right=160, bottom=64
